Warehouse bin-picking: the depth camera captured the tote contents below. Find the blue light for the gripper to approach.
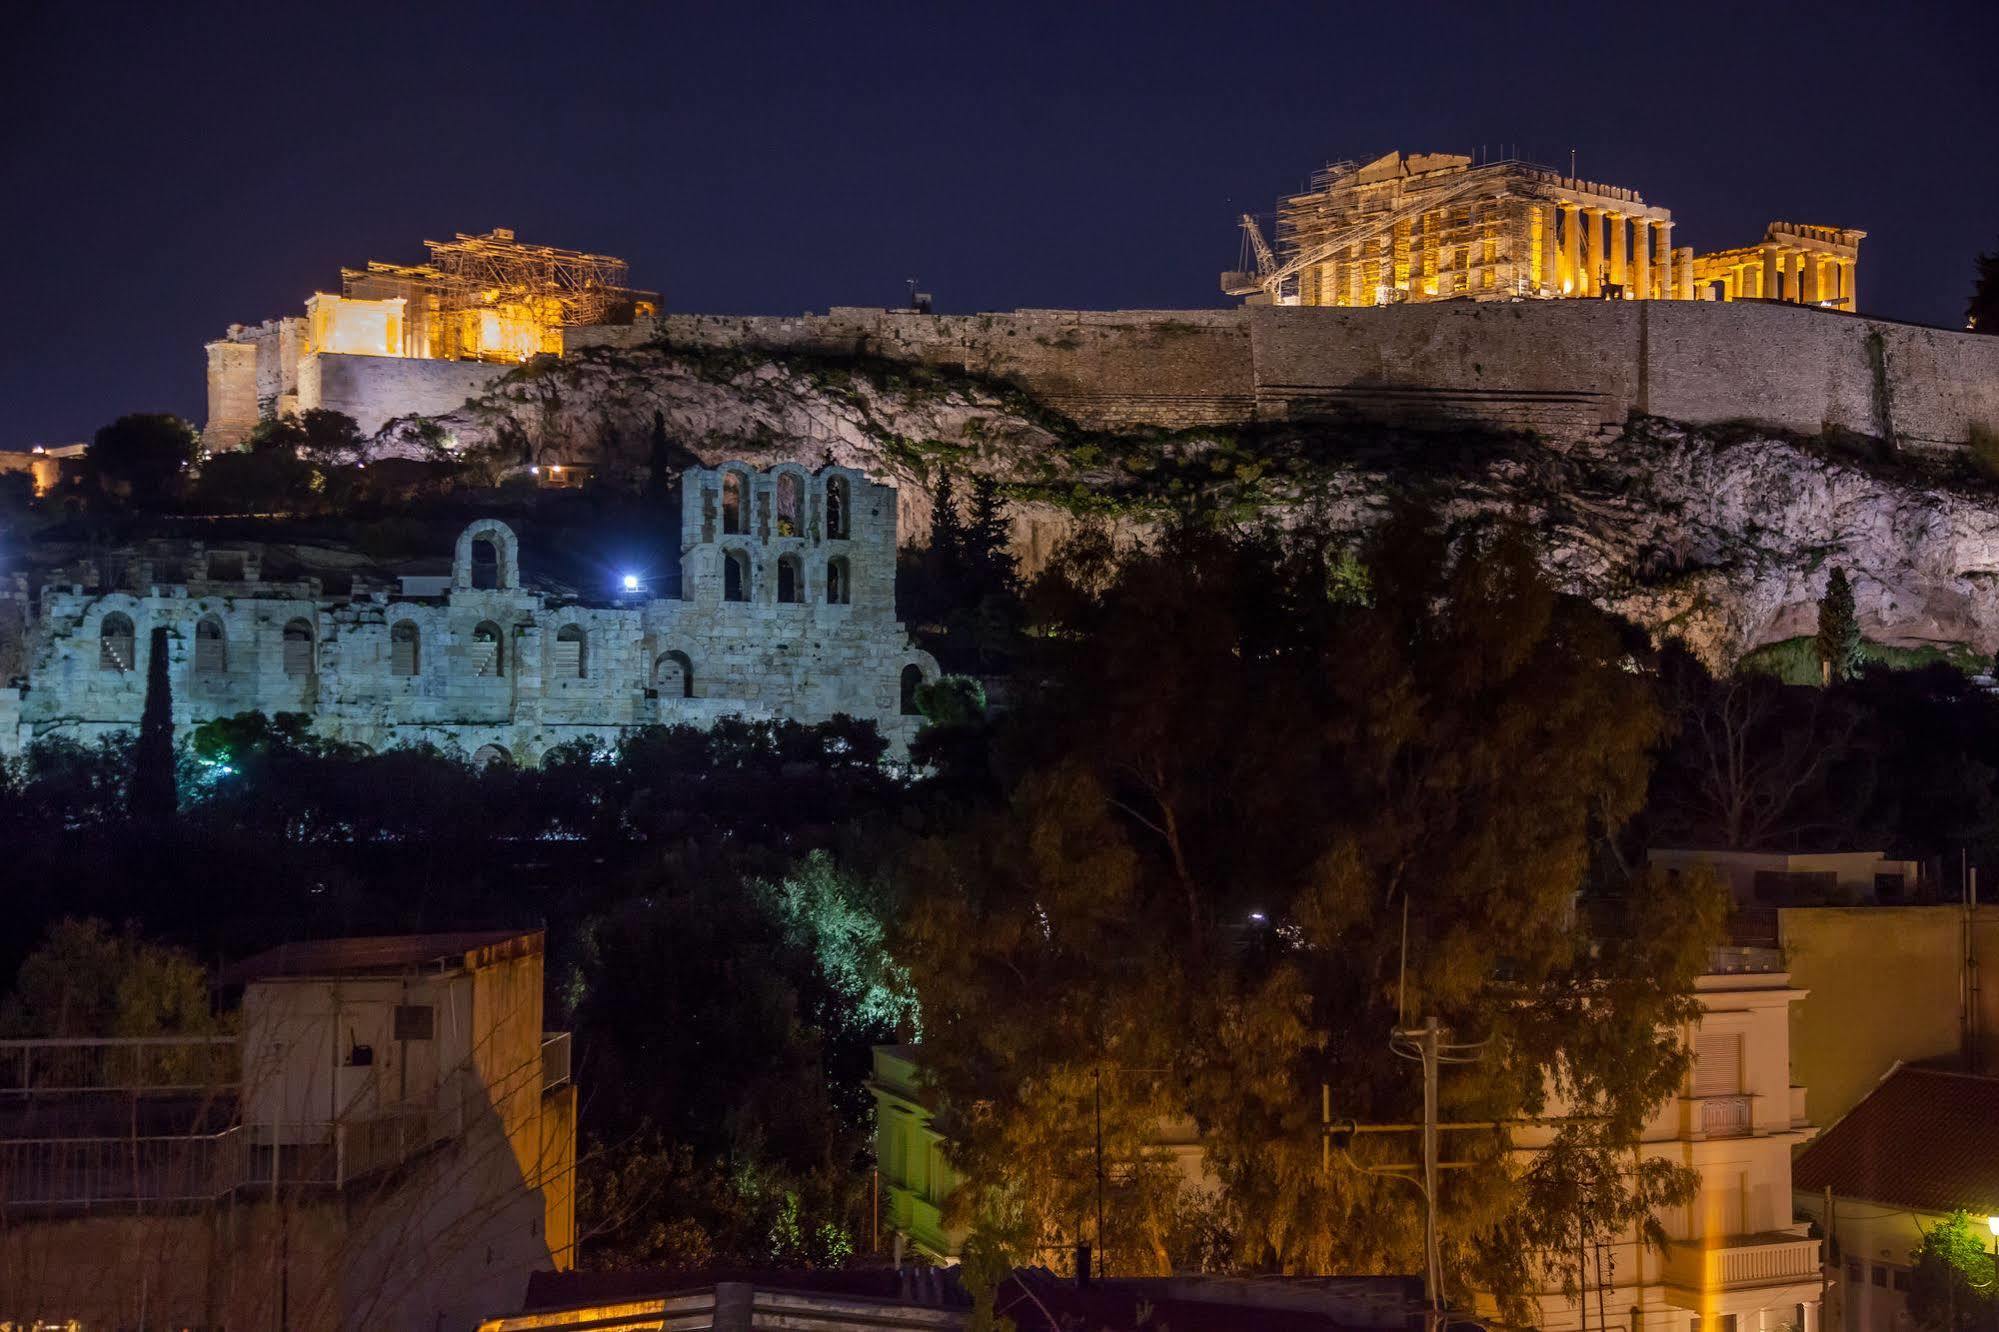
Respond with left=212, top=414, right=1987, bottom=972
left=622, top=573, right=641, bottom=592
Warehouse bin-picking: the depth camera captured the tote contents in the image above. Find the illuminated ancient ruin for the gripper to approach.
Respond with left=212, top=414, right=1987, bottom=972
left=1222, top=151, right=1862, bottom=311
left=205, top=228, right=657, bottom=447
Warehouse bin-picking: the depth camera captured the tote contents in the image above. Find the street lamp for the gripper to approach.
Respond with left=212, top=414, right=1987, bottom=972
left=1987, top=1214, right=1998, bottom=1261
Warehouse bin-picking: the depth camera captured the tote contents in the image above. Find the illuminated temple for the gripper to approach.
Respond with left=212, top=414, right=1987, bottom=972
left=205, top=228, right=657, bottom=447
left=1222, top=151, right=1864, bottom=311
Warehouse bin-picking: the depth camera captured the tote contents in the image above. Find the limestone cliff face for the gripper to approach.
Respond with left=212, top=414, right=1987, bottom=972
left=376, top=345, right=1999, bottom=668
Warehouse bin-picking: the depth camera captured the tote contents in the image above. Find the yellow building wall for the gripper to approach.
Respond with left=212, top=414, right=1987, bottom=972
left=1779, top=906, right=1999, bottom=1127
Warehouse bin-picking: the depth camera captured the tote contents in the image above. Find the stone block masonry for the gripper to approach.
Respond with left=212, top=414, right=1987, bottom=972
left=5, top=464, right=940, bottom=762
left=570, top=301, right=1999, bottom=449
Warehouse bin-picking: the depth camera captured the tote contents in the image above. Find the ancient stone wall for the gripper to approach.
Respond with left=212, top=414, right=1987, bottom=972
left=299, top=352, right=512, bottom=436
left=4, top=465, right=938, bottom=761
left=567, top=302, right=1999, bottom=447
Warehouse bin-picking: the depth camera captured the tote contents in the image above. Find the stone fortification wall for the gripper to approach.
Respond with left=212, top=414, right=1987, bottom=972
left=5, top=465, right=938, bottom=761
left=299, top=353, right=512, bottom=436
left=570, top=302, right=1999, bottom=447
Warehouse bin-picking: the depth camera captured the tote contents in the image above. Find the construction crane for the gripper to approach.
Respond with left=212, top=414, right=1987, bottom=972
left=1220, top=215, right=1279, bottom=298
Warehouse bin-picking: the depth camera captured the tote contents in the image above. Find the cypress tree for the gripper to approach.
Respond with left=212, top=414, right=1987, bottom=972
left=928, top=469, right=965, bottom=573
left=1815, top=567, right=1862, bottom=684
left=131, top=625, right=176, bottom=821
left=964, top=474, right=1019, bottom=597
left=648, top=410, right=673, bottom=501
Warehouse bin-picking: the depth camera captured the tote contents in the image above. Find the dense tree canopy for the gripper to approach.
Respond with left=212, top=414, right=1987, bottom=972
left=897, top=514, right=1721, bottom=1316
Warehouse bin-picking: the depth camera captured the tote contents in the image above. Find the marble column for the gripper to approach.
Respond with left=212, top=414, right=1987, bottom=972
left=1802, top=253, right=1821, bottom=305
left=1630, top=219, right=1651, bottom=299
left=1581, top=207, right=1604, bottom=295
left=1841, top=258, right=1858, bottom=313
left=1561, top=203, right=1580, bottom=295
left=1762, top=244, right=1781, bottom=301
left=1678, top=247, right=1694, bottom=300
left=1609, top=213, right=1628, bottom=288
left=1654, top=222, right=1674, bottom=299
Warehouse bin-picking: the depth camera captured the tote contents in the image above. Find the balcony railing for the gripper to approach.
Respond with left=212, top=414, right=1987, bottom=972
left=0, top=1037, right=239, bottom=1093
left=1663, top=1234, right=1820, bottom=1296
left=1700, top=1095, right=1754, bottom=1138
left=541, top=1032, right=572, bottom=1091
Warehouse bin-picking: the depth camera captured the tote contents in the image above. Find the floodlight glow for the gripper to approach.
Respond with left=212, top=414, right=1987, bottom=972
left=622, top=573, right=640, bottom=592
left=1988, top=1215, right=1999, bottom=1237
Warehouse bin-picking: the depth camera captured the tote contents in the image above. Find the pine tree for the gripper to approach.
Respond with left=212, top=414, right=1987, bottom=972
left=928, top=469, right=965, bottom=574
left=1815, top=567, right=1862, bottom=684
left=1968, top=243, right=1999, bottom=334
left=964, top=474, right=1019, bottom=597
left=131, top=626, right=176, bottom=821
left=647, top=410, right=673, bottom=501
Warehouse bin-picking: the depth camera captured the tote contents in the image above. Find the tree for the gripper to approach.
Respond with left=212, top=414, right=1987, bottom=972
left=130, top=625, right=176, bottom=822
left=0, top=917, right=217, bottom=1039
left=897, top=512, right=1719, bottom=1315
left=1969, top=243, right=1999, bottom=334
left=90, top=413, right=195, bottom=506
left=1908, top=1210, right=1998, bottom=1332
left=1816, top=568, right=1862, bottom=683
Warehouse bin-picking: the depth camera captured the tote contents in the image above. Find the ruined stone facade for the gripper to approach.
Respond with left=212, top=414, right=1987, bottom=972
left=0, top=464, right=939, bottom=761
left=1222, top=150, right=1860, bottom=312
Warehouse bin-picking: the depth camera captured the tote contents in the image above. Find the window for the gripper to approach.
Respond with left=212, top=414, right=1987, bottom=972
left=723, top=550, right=749, bottom=603
left=194, top=616, right=226, bottom=674
left=554, top=624, right=587, bottom=679
left=655, top=650, right=693, bottom=699
left=900, top=664, right=925, bottom=716
left=470, top=536, right=500, bottom=590
left=722, top=471, right=747, bottom=535
left=393, top=1005, right=435, bottom=1040
left=1845, top=1259, right=1862, bottom=1283
left=391, top=620, right=420, bottom=677
left=1892, top=1269, right=1910, bottom=1293
left=472, top=621, right=505, bottom=677
left=777, top=554, right=803, bottom=604
left=99, top=613, right=135, bottom=672
left=826, top=557, right=850, bottom=605
left=1693, top=1032, right=1742, bottom=1097
left=471, top=744, right=512, bottom=769
left=776, top=472, right=802, bottom=537
left=282, top=619, right=315, bottom=676
left=826, top=475, right=849, bottom=539
left=1871, top=1266, right=1887, bottom=1288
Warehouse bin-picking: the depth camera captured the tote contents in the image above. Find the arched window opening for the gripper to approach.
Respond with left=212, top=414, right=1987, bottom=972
left=554, top=624, right=588, bottom=679
left=900, top=664, right=925, bottom=716
left=825, top=558, right=850, bottom=606
left=655, top=650, right=694, bottom=699
left=776, top=472, right=803, bottom=537
left=776, top=554, right=803, bottom=604
left=194, top=617, right=227, bottom=674
left=282, top=619, right=315, bottom=677
left=390, top=620, right=421, bottom=677
left=723, top=550, right=750, bottom=603
left=99, top=613, right=135, bottom=672
left=472, top=621, right=505, bottom=677
left=471, top=744, right=512, bottom=770
left=470, top=537, right=500, bottom=590
left=826, top=475, right=850, bottom=540
left=722, top=471, right=746, bottom=536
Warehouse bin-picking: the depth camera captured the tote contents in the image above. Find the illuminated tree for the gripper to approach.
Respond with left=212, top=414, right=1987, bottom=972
left=1907, top=1210, right=1998, bottom=1332
left=1816, top=567, right=1862, bottom=684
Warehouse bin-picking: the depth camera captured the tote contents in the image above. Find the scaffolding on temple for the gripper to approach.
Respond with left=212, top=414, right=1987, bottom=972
left=342, top=228, right=658, bottom=362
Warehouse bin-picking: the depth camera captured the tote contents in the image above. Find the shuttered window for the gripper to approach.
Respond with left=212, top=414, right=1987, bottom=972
left=1693, top=1032, right=1742, bottom=1097
left=282, top=621, right=314, bottom=677
left=391, top=635, right=417, bottom=677
left=552, top=639, right=581, bottom=677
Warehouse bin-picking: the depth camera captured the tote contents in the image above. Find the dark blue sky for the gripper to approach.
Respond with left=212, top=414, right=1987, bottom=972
left=4, top=0, right=1993, bottom=449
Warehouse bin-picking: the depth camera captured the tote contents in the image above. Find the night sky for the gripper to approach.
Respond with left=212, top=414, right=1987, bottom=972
left=4, top=0, right=1994, bottom=450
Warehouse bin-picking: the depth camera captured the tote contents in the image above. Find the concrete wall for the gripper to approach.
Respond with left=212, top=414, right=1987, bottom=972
left=1779, top=905, right=1999, bottom=1127
left=300, top=351, right=511, bottom=435
left=5, top=464, right=940, bottom=760
left=571, top=302, right=1999, bottom=447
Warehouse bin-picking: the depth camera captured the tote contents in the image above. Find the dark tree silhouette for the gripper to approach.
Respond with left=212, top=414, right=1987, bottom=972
left=1968, top=243, right=1999, bottom=334
left=1816, top=567, right=1862, bottom=683
left=90, top=414, right=195, bottom=507
left=130, top=626, right=175, bottom=822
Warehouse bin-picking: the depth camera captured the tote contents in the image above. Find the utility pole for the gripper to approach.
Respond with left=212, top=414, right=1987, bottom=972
left=1094, top=1066, right=1106, bottom=1277
left=1420, top=1015, right=1441, bottom=1320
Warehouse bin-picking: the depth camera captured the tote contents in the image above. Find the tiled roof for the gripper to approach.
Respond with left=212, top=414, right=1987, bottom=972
left=1795, top=1065, right=1999, bottom=1215
left=218, top=929, right=539, bottom=984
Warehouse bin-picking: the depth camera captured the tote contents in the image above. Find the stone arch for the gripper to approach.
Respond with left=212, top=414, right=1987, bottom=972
left=654, top=650, right=693, bottom=699
left=825, top=473, right=851, bottom=540
left=99, top=612, right=136, bottom=672
left=774, top=469, right=804, bottom=537
left=825, top=556, right=851, bottom=605
left=194, top=615, right=227, bottom=674
left=453, top=520, right=521, bottom=590
left=471, top=620, right=506, bottom=677
left=722, top=548, right=751, bottom=603
left=776, top=553, right=804, bottom=604
left=721, top=470, right=749, bottom=536
left=471, top=743, right=512, bottom=770
left=554, top=623, right=588, bottom=679
left=390, top=620, right=421, bottom=676
left=900, top=663, right=926, bottom=716
left=282, top=618, right=316, bottom=676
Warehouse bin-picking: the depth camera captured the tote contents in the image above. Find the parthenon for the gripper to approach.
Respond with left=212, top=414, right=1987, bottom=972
left=1222, top=151, right=1863, bottom=312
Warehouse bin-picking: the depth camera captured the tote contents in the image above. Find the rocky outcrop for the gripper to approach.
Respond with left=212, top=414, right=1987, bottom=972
left=372, top=344, right=1999, bottom=668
